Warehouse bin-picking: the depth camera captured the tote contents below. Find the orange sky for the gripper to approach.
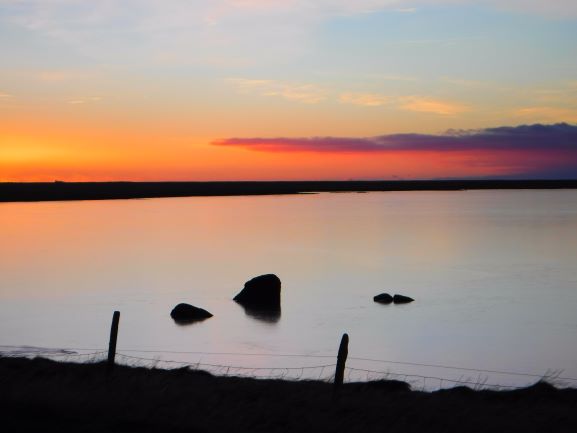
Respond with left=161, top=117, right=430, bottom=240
left=1, top=0, right=576, bottom=181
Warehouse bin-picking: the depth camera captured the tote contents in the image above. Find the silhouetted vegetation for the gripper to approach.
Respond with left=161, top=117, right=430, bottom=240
left=2, top=356, right=577, bottom=433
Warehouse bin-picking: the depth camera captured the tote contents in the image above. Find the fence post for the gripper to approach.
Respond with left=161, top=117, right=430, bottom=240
left=107, top=311, right=120, bottom=372
left=333, top=333, right=349, bottom=400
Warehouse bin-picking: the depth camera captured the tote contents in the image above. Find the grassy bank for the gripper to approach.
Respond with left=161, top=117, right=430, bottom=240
left=2, top=180, right=577, bottom=202
left=2, top=357, right=577, bottom=432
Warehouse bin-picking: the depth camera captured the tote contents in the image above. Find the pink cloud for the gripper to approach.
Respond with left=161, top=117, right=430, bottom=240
left=212, top=123, right=577, bottom=178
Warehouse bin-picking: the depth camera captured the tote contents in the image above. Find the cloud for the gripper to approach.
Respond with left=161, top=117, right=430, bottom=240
left=214, top=136, right=393, bottom=152
left=4, top=1, right=574, bottom=47
left=3, top=1, right=575, bottom=39
left=66, top=96, right=102, bottom=105
left=232, top=79, right=467, bottom=113
left=338, top=93, right=467, bottom=114
left=515, top=106, right=577, bottom=123
left=228, top=78, right=327, bottom=103
left=398, top=96, right=468, bottom=115
left=2, top=0, right=574, bottom=71
left=339, top=92, right=391, bottom=106
left=213, top=123, right=577, bottom=152
left=0, top=92, right=11, bottom=98
left=212, top=123, right=577, bottom=178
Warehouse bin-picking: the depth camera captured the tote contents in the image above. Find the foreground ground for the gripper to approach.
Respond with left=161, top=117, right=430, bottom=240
left=2, top=357, right=577, bottom=433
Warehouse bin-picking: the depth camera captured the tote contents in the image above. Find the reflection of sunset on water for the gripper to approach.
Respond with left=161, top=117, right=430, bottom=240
left=2, top=191, right=577, bottom=385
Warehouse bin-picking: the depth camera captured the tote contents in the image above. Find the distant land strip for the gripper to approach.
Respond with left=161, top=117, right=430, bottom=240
left=1, top=180, right=577, bottom=202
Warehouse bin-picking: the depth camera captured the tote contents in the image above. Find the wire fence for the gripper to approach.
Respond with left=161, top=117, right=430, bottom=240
left=2, top=345, right=576, bottom=392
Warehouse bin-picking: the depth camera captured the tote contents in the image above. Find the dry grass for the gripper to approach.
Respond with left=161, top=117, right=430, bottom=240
left=2, top=356, right=577, bottom=433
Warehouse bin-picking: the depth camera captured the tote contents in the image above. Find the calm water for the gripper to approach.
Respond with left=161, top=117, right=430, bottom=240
left=1, top=190, right=577, bottom=388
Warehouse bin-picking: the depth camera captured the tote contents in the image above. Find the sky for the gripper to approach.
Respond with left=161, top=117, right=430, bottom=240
left=1, top=0, right=577, bottom=181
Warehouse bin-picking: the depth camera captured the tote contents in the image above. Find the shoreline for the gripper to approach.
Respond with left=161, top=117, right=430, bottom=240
left=2, top=356, right=576, bottom=432
left=2, top=179, right=577, bottom=202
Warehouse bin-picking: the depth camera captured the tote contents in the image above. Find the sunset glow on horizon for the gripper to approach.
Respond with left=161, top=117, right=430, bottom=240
left=1, top=0, right=577, bottom=181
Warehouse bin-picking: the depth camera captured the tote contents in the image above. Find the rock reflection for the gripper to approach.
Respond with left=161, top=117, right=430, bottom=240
left=236, top=302, right=281, bottom=324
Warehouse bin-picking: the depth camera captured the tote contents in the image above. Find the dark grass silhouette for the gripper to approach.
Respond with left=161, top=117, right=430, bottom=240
left=2, top=180, right=577, bottom=202
left=2, top=357, right=577, bottom=433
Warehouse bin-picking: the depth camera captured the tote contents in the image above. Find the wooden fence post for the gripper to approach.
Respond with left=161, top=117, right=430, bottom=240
left=333, top=333, right=349, bottom=400
left=107, top=311, right=120, bottom=372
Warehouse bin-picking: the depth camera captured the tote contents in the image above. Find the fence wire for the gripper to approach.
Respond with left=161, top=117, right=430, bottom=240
left=2, top=345, right=575, bottom=391
left=344, top=366, right=527, bottom=391
left=35, top=347, right=576, bottom=382
left=115, top=353, right=337, bottom=381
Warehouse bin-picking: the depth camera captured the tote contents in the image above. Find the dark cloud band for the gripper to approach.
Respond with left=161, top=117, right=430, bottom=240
left=212, top=123, right=577, bottom=153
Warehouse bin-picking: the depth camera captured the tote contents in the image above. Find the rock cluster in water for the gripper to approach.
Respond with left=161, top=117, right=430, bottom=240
left=170, top=276, right=416, bottom=325
left=373, top=293, right=415, bottom=304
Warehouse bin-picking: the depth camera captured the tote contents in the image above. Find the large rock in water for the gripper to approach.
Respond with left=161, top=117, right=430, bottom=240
left=170, top=303, right=213, bottom=323
left=233, top=274, right=281, bottom=307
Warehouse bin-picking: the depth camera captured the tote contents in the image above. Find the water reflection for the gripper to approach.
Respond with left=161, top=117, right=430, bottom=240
left=235, top=302, right=281, bottom=324
left=172, top=317, right=213, bottom=326
left=2, top=190, right=577, bottom=381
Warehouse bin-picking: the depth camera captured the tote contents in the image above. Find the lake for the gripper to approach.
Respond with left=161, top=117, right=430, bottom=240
left=1, top=190, right=577, bottom=389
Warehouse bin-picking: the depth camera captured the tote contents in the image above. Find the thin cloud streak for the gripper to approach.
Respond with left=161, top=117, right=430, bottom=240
left=339, top=92, right=391, bottom=106
left=228, top=78, right=327, bottom=104
left=231, top=79, right=466, bottom=113
left=338, top=93, right=466, bottom=114
left=515, top=107, right=577, bottom=123
left=398, top=96, right=468, bottom=115
left=66, top=96, right=102, bottom=105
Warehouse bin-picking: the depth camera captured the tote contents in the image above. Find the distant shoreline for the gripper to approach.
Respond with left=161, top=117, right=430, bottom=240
left=1, top=179, right=577, bottom=202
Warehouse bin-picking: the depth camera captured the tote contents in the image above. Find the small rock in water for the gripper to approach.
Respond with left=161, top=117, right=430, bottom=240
left=373, top=293, right=393, bottom=304
left=393, top=294, right=414, bottom=304
left=170, top=303, right=213, bottom=323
